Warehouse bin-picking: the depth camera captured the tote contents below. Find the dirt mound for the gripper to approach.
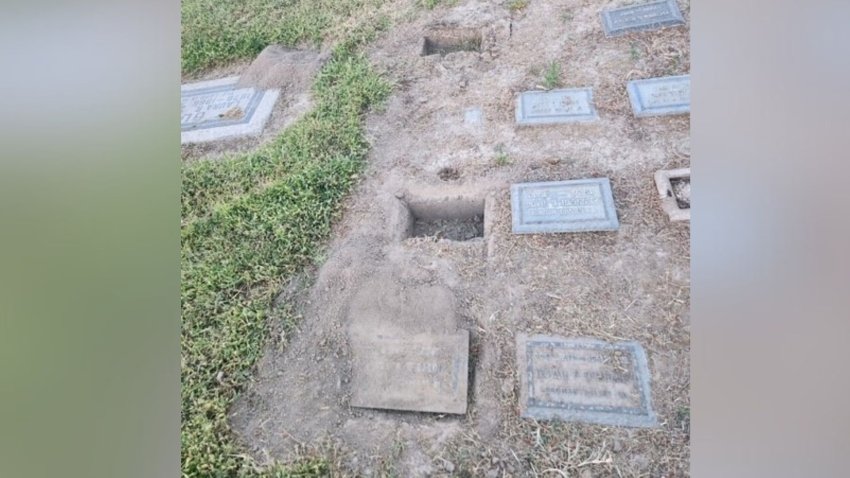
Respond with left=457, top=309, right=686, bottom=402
left=236, top=45, right=328, bottom=91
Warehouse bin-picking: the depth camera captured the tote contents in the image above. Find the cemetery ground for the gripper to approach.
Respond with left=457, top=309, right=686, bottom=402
left=181, top=0, right=690, bottom=476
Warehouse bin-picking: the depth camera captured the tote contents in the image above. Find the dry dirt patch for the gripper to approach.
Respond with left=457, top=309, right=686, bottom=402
left=230, top=0, right=690, bottom=475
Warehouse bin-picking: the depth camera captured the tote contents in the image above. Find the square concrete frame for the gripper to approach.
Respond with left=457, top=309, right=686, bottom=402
left=181, top=76, right=280, bottom=144
left=654, top=167, right=690, bottom=221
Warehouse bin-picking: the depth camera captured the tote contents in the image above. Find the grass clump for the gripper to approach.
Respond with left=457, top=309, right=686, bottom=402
left=181, top=24, right=391, bottom=478
left=493, top=144, right=511, bottom=167
left=630, top=42, right=642, bottom=61
left=508, top=0, right=530, bottom=12
left=418, top=0, right=458, bottom=8
left=542, top=61, right=562, bottom=89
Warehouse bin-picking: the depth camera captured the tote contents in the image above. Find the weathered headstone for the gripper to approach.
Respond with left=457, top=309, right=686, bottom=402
left=627, top=75, right=690, bottom=117
left=181, top=77, right=279, bottom=144
left=511, top=178, right=619, bottom=234
left=517, top=335, right=657, bottom=427
left=515, top=88, right=598, bottom=125
left=654, top=167, right=690, bottom=221
left=601, top=0, right=685, bottom=37
left=350, top=332, right=469, bottom=414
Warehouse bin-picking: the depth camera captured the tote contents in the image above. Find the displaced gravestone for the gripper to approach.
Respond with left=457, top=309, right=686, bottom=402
left=516, top=335, right=657, bottom=427
left=600, top=0, right=685, bottom=37
left=511, top=178, right=619, bottom=234
left=350, top=332, right=469, bottom=414
left=627, top=75, right=690, bottom=117
left=181, top=77, right=279, bottom=144
left=515, top=88, right=598, bottom=125
left=654, top=167, right=690, bottom=221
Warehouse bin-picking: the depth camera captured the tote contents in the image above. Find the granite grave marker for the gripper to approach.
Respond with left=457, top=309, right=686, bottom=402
left=350, top=332, right=469, bottom=414
left=181, top=77, right=279, bottom=144
left=627, top=75, right=690, bottom=117
left=601, top=0, right=685, bottom=37
left=511, top=178, right=619, bottom=234
left=464, top=107, right=483, bottom=126
left=517, top=335, right=657, bottom=427
left=515, top=88, right=598, bottom=125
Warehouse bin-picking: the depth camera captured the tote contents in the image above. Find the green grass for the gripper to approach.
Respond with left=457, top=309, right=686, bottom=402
left=181, top=0, right=387, bottom=73
left=493, top=144, right=511, bottom=166
left=181, top=14, right=391, bottom=478
left=542, top=61, right=562, bottom=89
left=630, top=42, right=642, bottom=61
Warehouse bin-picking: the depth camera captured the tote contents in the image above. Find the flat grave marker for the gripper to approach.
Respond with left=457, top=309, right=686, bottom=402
left=511, top=178, right=619, bottom=234
left=517, top=335, right=657, bottom=427
left=515, top=88, right=598, bottom=125
left=627, top=75, right=690, bottom=117
left=181, top=77, right=279, bottom=144
left=601, top=0, right=685, bottom=37
left=654, top=167, right=690, bottom=221
left=350, top=332, right=469, bottom=414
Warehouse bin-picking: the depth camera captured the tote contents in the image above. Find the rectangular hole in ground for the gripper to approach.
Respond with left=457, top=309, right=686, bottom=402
left=421, top=30, right=482, bottom=56
left=406, top=197, right=485, bottom=241
left=669, top=177, right=690, bottom=209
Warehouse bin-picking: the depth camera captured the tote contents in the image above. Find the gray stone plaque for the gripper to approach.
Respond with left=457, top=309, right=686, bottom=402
left=181, top=76, right=279, bottom=144
left=517, top=335, right=656, bottom=427
left=601, top=0, right=685, bottom=37
left=515, top=88, right=598, bottom=125
left=511, top=178, right=619, bottom=234
left=627, top=75, right=690, bottom=117
left=350, top=332, right=469, bottom=414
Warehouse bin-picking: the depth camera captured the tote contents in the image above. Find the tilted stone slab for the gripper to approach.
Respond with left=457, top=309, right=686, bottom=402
left=627, top=75, right=690, bottom=117
left=350, top=332, right=469, bottom=414
left=601, top=0, right=685, bottom=37
left=517, top=335, right=657, bottom=427
left=181, top=77, right=279, bottom=144
left=515, top=88, right=598, bottom=125
left=511, top=178, right=619, bottom=234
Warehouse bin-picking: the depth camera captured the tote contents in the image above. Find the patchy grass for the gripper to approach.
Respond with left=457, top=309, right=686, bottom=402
left=418, top=0, right=458, bottom=9
left=542, top=61, right=562, bottom=89
left=181, top=22, right=391, bottom=478
left=181, top=0, right=388, bottom=73
left=508, top=0, right=530, bottom=12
